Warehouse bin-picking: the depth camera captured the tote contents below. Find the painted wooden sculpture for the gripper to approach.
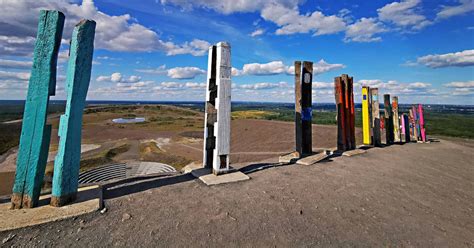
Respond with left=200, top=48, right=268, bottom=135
left=203, top=42, right=232, bottom=175
left=412, top=105, right=420, bottom=141
left=361, top=86, right=371, bottom=145
left=418, top=104, right=427, bottom=142
left=370, top=88, right=381, bottom=147
left=11, top=10, right=65, bottom=209
left=334, top=74, right=355, bottom=151
left=403, top=114, right=411, bottom=142
left=383, top=94, right=394, bottom=145
left=295, top=61, right=313, bottom=156
left=392, top=96, right=401, bottom=143
left=51, top=20, right=96, bottom=207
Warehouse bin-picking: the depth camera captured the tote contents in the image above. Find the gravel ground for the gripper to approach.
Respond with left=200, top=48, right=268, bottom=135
left=1, top=134, right=473, bottom=247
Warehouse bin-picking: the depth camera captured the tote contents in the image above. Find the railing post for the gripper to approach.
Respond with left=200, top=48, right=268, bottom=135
left=51, top=20, right=96, bottom=207
left=11, top=10, right=65, bottom=209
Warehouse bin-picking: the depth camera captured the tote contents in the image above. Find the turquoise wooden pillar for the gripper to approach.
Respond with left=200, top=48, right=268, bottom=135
left=51, top=20, right=96, bottom=207
left=11, top=10, right=65, bottom=209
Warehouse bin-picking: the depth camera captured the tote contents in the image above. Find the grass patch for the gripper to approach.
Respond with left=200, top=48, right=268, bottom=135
left=79, top=143, right=131, bottom=172
left=139, top=142, right=191, bottom=170
left=0, top=123, right=21, bottom=154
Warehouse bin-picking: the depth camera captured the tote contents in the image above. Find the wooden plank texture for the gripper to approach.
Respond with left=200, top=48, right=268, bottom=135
left=384, top=94, right=394, bottom=145
left=11, top=10, right=65, bottom=209
left=334, top=74, right=355, bottom=151
left=362, top=86, right=371, bottom=145
left=51, top=20, right=96, bottom=207
left=202, top=42, right=232, bottom=175
left=370, top=88, right=381, bottom=147
left=392, top=96, right=401, bottom=143
left=418, top=104, right=427, bottom=142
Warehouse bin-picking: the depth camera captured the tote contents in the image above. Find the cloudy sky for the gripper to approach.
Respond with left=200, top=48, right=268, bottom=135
left=0, top=0, right=473, bottom=104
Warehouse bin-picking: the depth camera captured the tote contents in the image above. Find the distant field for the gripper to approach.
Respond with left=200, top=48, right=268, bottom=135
left=231, top=107, right=474, bottom=139
left=1, top=103, right=473, bottom=158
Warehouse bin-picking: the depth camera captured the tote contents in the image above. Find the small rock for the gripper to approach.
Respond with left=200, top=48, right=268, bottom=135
left=2, top=234, right=16, bottom=244
left=77, top=227, right=82, bottom=233
left=122, top=213, right=131, bottom=221
left=79, top=220, right=85, bottom=224
left=100, top=208, right=107, bottom=214
left=299, top=210, right=303, bottom=215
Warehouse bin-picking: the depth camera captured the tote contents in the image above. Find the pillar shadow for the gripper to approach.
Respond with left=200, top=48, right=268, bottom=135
left=239, top=162, right=292, bottom=174
left=102, top=173, right=194, bottom=200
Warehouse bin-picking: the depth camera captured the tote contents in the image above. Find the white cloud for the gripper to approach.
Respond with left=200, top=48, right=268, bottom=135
left=444, top=81, right=474, bottom=88
left=234, top=60, right=345, bottom=76
left=242, top=61, right=288, bottom=75
left=232, top=67, right=242, bottom=76
left=313, top=81, right=333, bottom=89
left=161, top=39, right=211, bottom=56
left=0, top=59, right=32, bottom=69
left=96, top=72, right=141, bottom=83
left=358, top=79, right=435, bottom=96
left=261, top=4, right=346, bottom=35
left=444, top=80, right=474, bottom=96
left=344, top=18, right=387, bottom=42
left=0, top=70, right=30, bottom=81
left=377, top=0, right=432, bottom=31
left=167, top=67, right=206, bottom=79
left=184, top=82, right=206, bottom=89
left=250, top=28, right=265, bottom=37
left=136, top=65, right=206, bottom=79
left=436, top=0, right=474, bottom=20
left=154, top=81, right=206, bottom=90
left=416, top=49, right=474, bottom=68
left=159, top=0, right=301, bottom=14
left=238, top=81, right=288, bottom=90
left=0, top=35, right=35, bottom=56
left=0, top=0, right=210, bottom=56
left=312, top=60, right=346, bottom=75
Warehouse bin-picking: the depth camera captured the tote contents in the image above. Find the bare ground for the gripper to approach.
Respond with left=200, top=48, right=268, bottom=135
left=0, top=119, right=473, bottom=247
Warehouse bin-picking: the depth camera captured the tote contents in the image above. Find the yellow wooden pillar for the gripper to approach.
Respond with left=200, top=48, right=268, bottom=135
left=362, top=86, right=371, bottom=145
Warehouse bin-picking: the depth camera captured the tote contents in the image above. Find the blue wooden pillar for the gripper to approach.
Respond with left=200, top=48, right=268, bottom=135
left=51, top=20, right=96, bottom=207
left=11, top=10, right=65, bottom=209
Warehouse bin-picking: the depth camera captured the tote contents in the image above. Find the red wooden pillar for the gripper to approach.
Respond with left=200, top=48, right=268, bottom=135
left=334, top=74, right=355, bottom=151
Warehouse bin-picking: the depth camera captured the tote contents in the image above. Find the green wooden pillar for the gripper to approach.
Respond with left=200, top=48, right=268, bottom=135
left=51, top=20, right=96, bottom=207
left=11, top=10, right=65, bottom=209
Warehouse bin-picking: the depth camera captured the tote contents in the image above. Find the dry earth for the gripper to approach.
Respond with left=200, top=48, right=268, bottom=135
left=0, top=119, right=473, bottom=247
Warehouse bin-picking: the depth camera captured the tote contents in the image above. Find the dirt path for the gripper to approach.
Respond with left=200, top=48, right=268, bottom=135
left=0, top=136, right=472, bottom=247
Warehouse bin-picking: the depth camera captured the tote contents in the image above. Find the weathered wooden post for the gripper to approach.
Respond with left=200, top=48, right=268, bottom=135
left=392, top=96, right=401, bottom=143
left=370, top=88, right=381, bottom=147
left=334, top=74, right=355, bottom=151
left=361, top=86, right=371, bottom=145
left=418, top=104, right=427, bottom=142
left=402, top=114, right=411, bottom=142
left=203, top=42, right=232, bottom=175
left=412, top=105, right=420, bottom=141
left=295, top=61, right=313, bottom=156
left=51, top=20, right=96, bottom=207
left=11, top=10, right=65, bottom=209
left=383, top=94, right=394, bottom=145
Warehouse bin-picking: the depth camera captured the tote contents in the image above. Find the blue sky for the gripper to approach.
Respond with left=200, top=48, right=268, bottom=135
left=0, top=0, right=473, bottom=104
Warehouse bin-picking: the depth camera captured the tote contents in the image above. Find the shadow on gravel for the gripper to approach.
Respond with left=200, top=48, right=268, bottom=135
left=239, top=162, right=292, bottom=174
left=102, top=173, right=194, bottom=200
